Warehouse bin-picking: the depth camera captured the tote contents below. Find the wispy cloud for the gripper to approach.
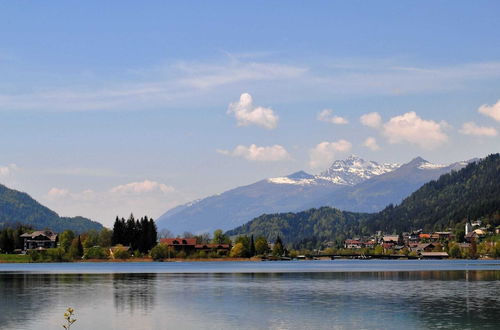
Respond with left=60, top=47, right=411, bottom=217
left=2, top=57, right=500, bottom=112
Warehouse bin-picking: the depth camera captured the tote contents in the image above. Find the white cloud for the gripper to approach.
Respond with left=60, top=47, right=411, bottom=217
left=110, top=180, right=175, bottom=195
left=47, top=187, right=70, bottom=199
left=363, top=137, right=381, bottom=151
left=460, top=122, right=498, bottom=137
left=382, top=112, right=448, bottom=149
left=478, top=100, right=500, bottom=122
left=218, top=144, right=290, bottom=162
left=227, top=93, right=279, bottom=129
left=309, top=140, right=352, bottom=169
left=0, top=164, right=18, bottom=176
left=317, top=109, right=348, bottom=124
left=360, top=112, right=382, bottom=128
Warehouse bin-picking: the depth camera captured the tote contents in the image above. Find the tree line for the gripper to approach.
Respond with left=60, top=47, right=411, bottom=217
left=111, top=214, right=157, bottom=253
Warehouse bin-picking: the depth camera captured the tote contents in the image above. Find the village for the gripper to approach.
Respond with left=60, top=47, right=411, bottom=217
left=340, top=220, right=500, bottom=259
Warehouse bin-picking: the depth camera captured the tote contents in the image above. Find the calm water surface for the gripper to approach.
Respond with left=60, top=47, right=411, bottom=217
left=1, top=260, right=499, bottom=329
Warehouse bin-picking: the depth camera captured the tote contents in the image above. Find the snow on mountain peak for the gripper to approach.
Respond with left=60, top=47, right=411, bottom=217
left=319, top=155, right=400, bottom=185
left=268, top=155, right=400, bottom=186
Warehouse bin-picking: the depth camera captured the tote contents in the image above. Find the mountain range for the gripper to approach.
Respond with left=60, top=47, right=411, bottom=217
left=226, top=153, right=499, bottom=247
left=156, top=155, right=470, bottom=234
left=0, top=183, right=104, bottom=233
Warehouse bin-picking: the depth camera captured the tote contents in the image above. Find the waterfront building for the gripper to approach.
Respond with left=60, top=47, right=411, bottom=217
left=20, top=230, right=58, bottom=251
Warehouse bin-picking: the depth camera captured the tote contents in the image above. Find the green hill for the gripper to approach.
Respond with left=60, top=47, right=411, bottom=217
left=0, top=183, right=104, bottom=233
left=226, top=154, right=500, bottom=248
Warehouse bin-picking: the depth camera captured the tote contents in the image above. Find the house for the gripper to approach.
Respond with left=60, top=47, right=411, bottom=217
left=383, top=235, right=401, bottom=245
left=344, top=239, right=364, bottom=249
left=412, top=243, right=437, bottom=253
left=194, top=243, right=231, bottom=253
left=20, top=230, right=58, bottom=251
left=434, top=232, right=453, bottom=241
left=160, top=238, right=197, bottom=253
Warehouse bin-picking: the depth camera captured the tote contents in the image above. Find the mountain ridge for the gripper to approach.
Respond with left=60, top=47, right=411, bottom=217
left=0, top=183, right=104, bottom=233
left=156, top=155, right=469, bottom=234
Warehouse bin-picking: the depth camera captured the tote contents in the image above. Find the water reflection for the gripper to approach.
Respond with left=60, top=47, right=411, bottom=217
left=0, top=269, right=499, bottom=329
left=112, top=273, right=156, bottom=314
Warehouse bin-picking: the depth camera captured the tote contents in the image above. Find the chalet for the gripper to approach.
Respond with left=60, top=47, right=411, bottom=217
left=160, top=238, right=197, bottom=252
left=20, top=230, right=58, bottom=251
left=419, top=233, right=431, bottom=241
left=412, top=243, right=437, bottom=253
left=344, top=239, right=364, bottom=249
left=382, top=235, right=401, bottom=245
left=408, top=230, right=422, bottom=242
left=434, top=232, right=453, bottom=241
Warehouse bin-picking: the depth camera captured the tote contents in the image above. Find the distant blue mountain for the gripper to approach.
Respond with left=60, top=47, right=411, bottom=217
left=156, top=156, right=470, bottom=234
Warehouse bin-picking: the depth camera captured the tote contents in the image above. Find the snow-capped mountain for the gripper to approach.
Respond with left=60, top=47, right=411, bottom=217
left=155, top=156, right=470, bottom=234
left=319, top=155, right=399, bottom=185
left=267, top=155, right=400, bottom=186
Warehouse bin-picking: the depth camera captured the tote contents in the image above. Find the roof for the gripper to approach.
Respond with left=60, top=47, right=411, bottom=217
left=419, top=233, right=431, bottom=239
left=383, top=235, right=399, bottom=242
left=20, top=230, right=57, bottom=241
left=160, top=238, right=197, bottom=246
left=345, top=239, right=363, bottom=244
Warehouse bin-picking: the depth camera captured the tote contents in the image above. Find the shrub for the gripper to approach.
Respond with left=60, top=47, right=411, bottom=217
left=150, top=244, right=169, bottom=261
left=83, top=246, right=108, bottom=260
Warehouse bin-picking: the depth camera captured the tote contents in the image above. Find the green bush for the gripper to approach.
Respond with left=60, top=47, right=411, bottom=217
left=150, top=244, right=169, bottom=261
left=113, top=248, right=131, bottom=259
left=83, top=246, right=108, bottom=259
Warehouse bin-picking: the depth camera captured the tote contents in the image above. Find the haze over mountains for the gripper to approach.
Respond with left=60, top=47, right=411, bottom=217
left=156, top=155, right=470, bottom=234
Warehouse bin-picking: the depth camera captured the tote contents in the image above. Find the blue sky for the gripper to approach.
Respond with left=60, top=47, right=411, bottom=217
left=1, top=1, right=499, bottom=226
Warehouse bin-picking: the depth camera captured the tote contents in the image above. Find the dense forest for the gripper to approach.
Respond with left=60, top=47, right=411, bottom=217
left=0, top=183, right=103, bottom=233
left=227, top=154, right=500, bottom=249
left=368, top=153, right=500, bottom=233
left=226, top=208, right=372, bottom=249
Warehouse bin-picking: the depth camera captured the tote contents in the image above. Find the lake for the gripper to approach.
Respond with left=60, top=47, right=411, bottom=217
left=1, top=260, right=499, bottom=329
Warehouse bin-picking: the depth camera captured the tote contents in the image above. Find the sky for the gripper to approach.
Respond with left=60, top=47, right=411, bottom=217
left=0, top=1, right=499, bottom=227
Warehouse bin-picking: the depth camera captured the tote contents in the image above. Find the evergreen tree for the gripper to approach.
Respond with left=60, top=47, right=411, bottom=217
left=273, top=235, right=284, bottom=257
left=249, top=235, right=256, bottom=257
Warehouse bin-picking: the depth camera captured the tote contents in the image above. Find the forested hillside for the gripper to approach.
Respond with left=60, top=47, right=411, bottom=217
left=0, top=184, right=103, bottom=233
left=226, top=154, right=500, bottom=248
left=226, top=207, right=371, bottom=249
left=369, top=153, right=500, bottom=233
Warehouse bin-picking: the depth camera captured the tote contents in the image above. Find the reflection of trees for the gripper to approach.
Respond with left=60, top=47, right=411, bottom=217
left=0, top=273, right=83, bottom=328
left=113, top=273, right=157, bottom=314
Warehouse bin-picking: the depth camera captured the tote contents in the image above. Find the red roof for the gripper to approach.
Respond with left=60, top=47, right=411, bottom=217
left=160, top=238, right=197, bottom=246
left=419, top=234, right=431, bottom=239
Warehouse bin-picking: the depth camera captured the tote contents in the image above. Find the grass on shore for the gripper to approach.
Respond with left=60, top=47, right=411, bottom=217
left=0, top=254, right=31, bottom=263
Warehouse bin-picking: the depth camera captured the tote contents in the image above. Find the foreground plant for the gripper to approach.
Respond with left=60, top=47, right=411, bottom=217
left=62, top=307, right=77, bottom=329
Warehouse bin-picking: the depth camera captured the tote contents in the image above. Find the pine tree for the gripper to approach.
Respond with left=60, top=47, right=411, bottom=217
left=249, top=235, right=256, bottom=257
